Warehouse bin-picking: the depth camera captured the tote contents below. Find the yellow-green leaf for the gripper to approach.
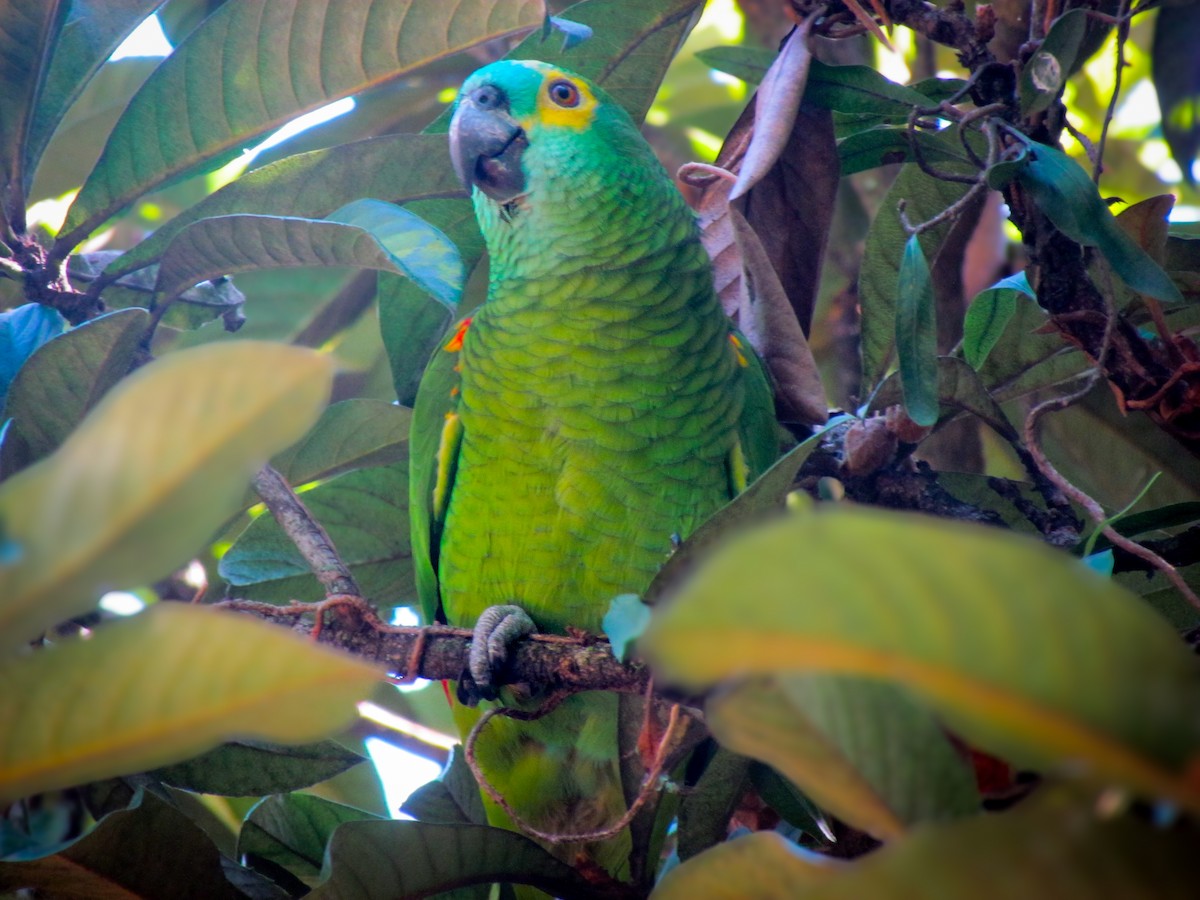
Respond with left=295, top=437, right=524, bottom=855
left=0, top=341, right=332, bottom=649
left=642, top=506, right=1200, bottom=812
left=708, top=676, right=978, bottom=840
left=654, top=790, right=1197, bottom=900
left=653, top=831, right=836, bottom=900
left=0, top=603, right=381, bottom=802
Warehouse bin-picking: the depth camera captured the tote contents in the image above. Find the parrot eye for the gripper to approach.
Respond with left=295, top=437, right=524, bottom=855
left=548, top=79, right=580, bottom=108
left=471, top=85, right=504, bottom=110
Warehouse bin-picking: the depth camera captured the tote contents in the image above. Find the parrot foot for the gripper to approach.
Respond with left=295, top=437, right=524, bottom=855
left=460, top=604, right=537, bottom=704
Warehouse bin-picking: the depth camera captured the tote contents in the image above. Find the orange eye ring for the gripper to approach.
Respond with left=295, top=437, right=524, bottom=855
left=548, top=79, right=580, bottom=108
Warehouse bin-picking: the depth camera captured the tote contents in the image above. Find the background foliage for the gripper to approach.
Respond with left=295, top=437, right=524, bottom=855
left=3, top=0, right=1200, bottom=896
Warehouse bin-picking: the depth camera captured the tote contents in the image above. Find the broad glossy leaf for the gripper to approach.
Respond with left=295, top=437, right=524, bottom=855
left=708, top=676, right=978, bottom=840
left=894, top=235, right=938, bottom=426
left=29, top=57, right=158, bottom=203
left=2, top=307, right=148, bottom=466
left=975, top=291, right=1085, bottom=402
left=401, top=747, right=487, bottom=826
left=107, top=133, right=463, bottom=282
left=221, top=461, right=411, bottom=605
left=0, top=0, right=67, bottom=228
left=154, top=203, right=463, bottom=306
left=0, top=341, right=332, bottom=648
left=643, top=506, right=1200, bottom=812
left=0, top=603, right=380, bottom=802
left=267, top=399, right=410, bottom=490
left=153, top=740, right=366, bottom=796
left=307, top=821, right=592, bottom=899
left=55, top=0, right=544, bottom=251
left=0, top=788, right=244, bottom=898
left=654, top=831, right=834, bottom=899
left=240, top=793, right=382, bottom=884
left=1153, top=3, right=1200, bottom=185
left=0, top=303, right=65, bottom=405
left=24, top=2, right=163, bottom=185
left=378, top=269, right=458, bottom=408
left=859, top=140, right=976, bottom=394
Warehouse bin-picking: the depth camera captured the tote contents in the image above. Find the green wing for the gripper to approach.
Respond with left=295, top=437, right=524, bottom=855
left=733, top=329, right=789, bottom=483
left=408, top=317, right=468, bottom=625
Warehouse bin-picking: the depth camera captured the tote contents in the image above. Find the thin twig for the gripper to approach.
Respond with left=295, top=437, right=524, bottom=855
left=1023, top=386, right=1200, bottom=612
left=251, top=464, right=361, bottom=598
left=1093, top=0, right=1131, bottom=183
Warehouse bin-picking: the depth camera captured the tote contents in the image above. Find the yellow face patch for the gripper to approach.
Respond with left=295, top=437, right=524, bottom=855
left=513, top=62, right=597, bottom=132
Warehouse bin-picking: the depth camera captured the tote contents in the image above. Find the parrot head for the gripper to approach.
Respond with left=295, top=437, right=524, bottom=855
left=448, top=60, right=651, bottom=205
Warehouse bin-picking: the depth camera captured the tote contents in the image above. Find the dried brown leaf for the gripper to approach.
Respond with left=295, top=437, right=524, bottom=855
left=730, top=17, right=817, bottom=201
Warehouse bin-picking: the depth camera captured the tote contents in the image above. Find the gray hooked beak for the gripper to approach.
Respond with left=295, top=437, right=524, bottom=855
left=449, top=93, right=527, bottom=202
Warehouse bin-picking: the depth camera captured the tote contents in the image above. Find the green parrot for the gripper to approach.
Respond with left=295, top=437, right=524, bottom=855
left=409, top=59, right=779, bottom=881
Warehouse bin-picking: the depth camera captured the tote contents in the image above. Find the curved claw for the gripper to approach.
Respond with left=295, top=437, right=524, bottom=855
left=461, top=604, right=537, bottom=704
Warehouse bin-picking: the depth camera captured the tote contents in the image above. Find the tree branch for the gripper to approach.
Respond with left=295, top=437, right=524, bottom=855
left=213, top=598, right=651, bottom=696
left=251, top=465, right=361, bottom=598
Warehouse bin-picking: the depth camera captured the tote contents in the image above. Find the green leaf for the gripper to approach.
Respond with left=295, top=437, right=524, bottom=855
left=29, top=57, right=158, bottom=203
left=602, top=594, right=652, bottom=663
left=657, top=789, right=1198, bottom=900
left=1037, top=385, right=1200, bottom=513
left=240, top=793, right=382, bottom=884
left=1009, top=142, right=1184, bottom=304
left=0, top=788, right=246, bottom=898
left=895, top=235, right=938, bottom=426
left=221, top=461, right=411, bottom=605
left=102, top=132, right=463, bottom=282
left=698, top=49, right=931, bottom=115
left=642, top=505, right=1200, bottom=812
left=267, top=399, right=410, bottom=491
left=308, top=821, right=594, bottom=899
left=1019, top=9, right=1088, bottom=115
left=2, top=307, right=148, bottom=466
left=54, top=0, right=544, bottom=252
left=858, top=141, right=976, bottom=394
left=868, top=357, right=1018, bottom=442
left=24, top=2, right=164, bottom=185
left=327, top=199, right=464, bottom=306
left=644, top=422, right=840, bottom=603
left=654, top=831, right=833, bottom=899
left=708, top=676, right=979, bottom=840
left=401, top=747, right=487, bottom=826
left=152, top=740, right=366, bottom=797
left=0, top=603, right=381, bottom=802
left=837, top=126, right=971, bottom=176
left=0, top=303, right=66, bottom=405
left=962, top=272, right=1034, bottom=370
left=378, top=270, right=457, bottom=408
left=1153, top=3, right=1200, bottom=185
left=69, top=250, right=247, bottom=332
left=974, top=291, right=1086, bottom=402
left=153, top=203, right=463, bottom=307
left=0, top=341, right=333, bottom=649
left=676, top=748, right=751, bottom=861
left=0, top=0, right=68, bottom=228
